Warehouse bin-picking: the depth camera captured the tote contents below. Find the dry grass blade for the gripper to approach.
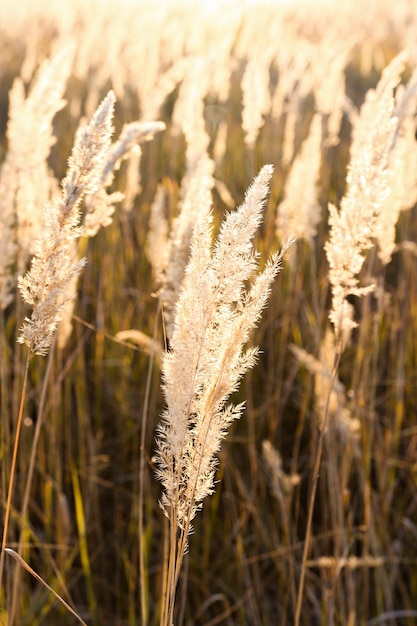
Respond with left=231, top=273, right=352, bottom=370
left=4, top=549, right=88, bottom=626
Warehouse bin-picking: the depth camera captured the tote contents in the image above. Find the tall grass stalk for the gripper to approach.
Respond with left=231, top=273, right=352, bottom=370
left=0, top=352, right=30, bottom=606
left=9, top=337, right=56, bottom=625
left=294, top=344, right=342, bottom=626
left=138, top=299, right=162, bottom=626
left=155, top=165, right=292, bottom=624
left=0, top=90, right=116, bottom=622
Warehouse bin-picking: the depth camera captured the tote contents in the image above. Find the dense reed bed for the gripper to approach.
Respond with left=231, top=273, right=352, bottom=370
left=1, top=0, right=417, bottom=624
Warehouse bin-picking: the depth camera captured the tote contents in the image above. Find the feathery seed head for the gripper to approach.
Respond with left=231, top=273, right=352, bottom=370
left=17, top=91, right=116, bottom=356
left=155, top=165, right=293, bottom=530
left=325, top=52, right=405, bottom=341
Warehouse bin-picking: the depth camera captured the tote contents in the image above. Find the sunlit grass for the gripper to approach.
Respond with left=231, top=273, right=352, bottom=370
left=0, top=1, right=417, bottom=625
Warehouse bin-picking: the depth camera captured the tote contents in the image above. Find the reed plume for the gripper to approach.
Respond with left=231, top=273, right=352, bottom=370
left=276, top=112, right=323, bottom=248
left=374, top=67, right=417, bottom=265
left=242, top=54, right=272, bottom=149
left=325, top=51, right=406, bottom=342
left=151, top=154, right=215, bottom=342
left=0, top=46, right=73, bottom=309
left=154, top=164, right=292, bottom=624
left=148, top=58, right=215, bottom=341
left=17, top=90, right=115, bottom=356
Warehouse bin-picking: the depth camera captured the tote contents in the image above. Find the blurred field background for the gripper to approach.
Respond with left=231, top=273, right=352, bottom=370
left=1, top=0, right=417, bottom=624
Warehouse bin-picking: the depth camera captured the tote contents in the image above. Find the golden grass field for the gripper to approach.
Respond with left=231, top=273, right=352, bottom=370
left=1, top=0, right=417, bottom=624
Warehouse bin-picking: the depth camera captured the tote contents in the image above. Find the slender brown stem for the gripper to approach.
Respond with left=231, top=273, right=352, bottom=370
left=9, top=336, right=56, bottom=625
left=294, top=340, right=342, bottom=626
left=0, top=350, right=31, bottom=610
left=138, top=300, right=160, bottom=626
left=167, top=522, right=178, bottom=626
left=160, top=516, right=178, bottom=626
left=159, top=517, right=169, bottom=626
